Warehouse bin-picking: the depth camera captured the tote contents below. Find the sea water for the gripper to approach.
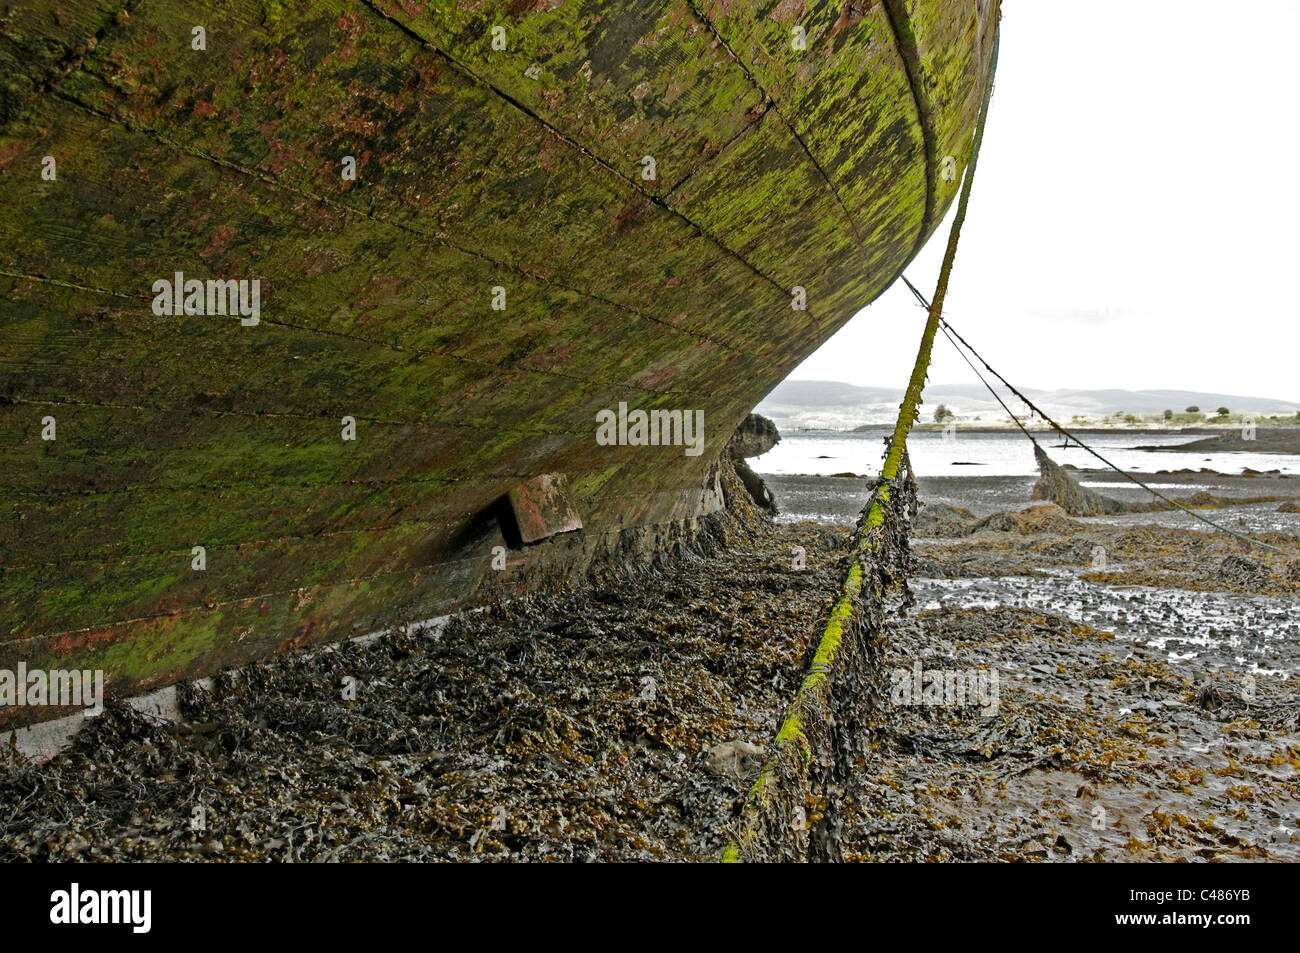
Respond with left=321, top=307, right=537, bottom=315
left=754, top=428, right=1300, bottom=478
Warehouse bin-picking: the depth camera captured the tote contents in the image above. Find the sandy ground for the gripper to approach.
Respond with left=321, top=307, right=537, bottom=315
left=770, top=470, right=1300, bottom=531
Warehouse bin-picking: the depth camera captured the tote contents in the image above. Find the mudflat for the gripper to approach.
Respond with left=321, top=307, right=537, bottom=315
left=844, top=502, right=1300, bottom=860
left=3, top=465, right=1295, bottom=861
left=1134, top=426, right=1300, bottom=456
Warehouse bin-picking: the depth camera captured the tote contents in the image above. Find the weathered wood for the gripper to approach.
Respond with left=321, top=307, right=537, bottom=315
left=0, top=0, right=999, bottom=724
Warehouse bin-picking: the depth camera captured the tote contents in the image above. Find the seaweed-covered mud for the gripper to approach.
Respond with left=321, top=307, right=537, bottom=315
left=841, top=605, right=1300, bottom=861
left=912, top=500, right=1300, bottom=617
left=0, top=490, right=852, bottom=862
left=836, top=500, right=1300, bottom=861
left=4, top=467, right=1297, bottom=862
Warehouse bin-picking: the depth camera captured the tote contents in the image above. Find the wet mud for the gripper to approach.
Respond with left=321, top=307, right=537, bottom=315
left=838, top=499, right=1300, bottom=861
left=841, top=604, right=1299, bottom=861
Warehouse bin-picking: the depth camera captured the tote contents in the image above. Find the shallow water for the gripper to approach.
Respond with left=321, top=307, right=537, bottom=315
left=912, top=571, right=1300, bottom=676
left=756, top=429, right=1300, bottom=477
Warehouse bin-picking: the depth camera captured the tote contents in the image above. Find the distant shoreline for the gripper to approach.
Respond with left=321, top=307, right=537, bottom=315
left=779, top=424, right=1300, bottom=440
left=767, top=426, right=1300, bottom=464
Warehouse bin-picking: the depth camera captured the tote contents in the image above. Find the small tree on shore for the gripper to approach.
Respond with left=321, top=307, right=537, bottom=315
left=1216, top=407, right=1230, bottom=417
left=1186, top=405, right=1199, bottom=413
left=1163, top=409, right=1173, bottom=420
left=934, top=404, right=955, bottom=423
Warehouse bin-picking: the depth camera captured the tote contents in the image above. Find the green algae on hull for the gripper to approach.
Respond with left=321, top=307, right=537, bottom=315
left=0, top=0, right=999, bottom=725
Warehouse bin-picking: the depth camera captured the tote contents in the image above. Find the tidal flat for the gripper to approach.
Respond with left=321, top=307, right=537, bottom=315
left=3, top=467, right=1296, bottom=861
left=778, top=467, right=1300, bottom=860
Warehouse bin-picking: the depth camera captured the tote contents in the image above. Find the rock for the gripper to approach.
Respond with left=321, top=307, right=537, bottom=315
left=1016, top=503, right=1076, bottom=535
left=975, top=512, right=1020, bottom=533
left=725, top=414, right=781, bottom=515
left=732, top=457, right=778, bottom=515
left=1030, top=445, right=1155, bottom=516
left=1192, top=682, right=1237, bottom=714
left=909, top=555, right=945, bottom=577
left=914, top=503, right=978, bottom=537
left=1276, top=501, right=1300, bottom=514
left=972, top=504, right=1076, bottom=535
left=1216, top=555, right=1267, bottom=587
left=728, top=413, right=781, bottom=460
left=705, top=740, right=766, bottom=778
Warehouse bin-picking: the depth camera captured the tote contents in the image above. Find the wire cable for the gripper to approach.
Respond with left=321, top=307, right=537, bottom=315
left=900, top=274, right=1294, bottom=554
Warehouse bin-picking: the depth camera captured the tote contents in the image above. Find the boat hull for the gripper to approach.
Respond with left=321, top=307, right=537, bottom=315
left=0, top=0, right=998, bottom=724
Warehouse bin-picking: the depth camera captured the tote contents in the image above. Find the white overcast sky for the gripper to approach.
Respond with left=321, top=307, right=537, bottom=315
left=787, top=0, right=1300, bottom=401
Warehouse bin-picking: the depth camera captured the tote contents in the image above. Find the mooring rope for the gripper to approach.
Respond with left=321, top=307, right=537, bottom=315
left=900, top=274, right=1293, bottom=555
left=721, top=22, right=1002, bottom=862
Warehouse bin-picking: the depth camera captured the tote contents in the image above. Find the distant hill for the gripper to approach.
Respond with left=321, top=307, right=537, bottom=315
left=755, top=380, right=1300, bottom=431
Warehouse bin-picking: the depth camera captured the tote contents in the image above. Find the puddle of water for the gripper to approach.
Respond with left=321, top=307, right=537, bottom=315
left=913, top=571, right=1300, bottom=674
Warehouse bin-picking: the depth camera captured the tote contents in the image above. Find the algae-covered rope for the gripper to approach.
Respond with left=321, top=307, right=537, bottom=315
left=901, top=277, right=1294, bottom=556
left=720, top=25, right=1001, bottom=863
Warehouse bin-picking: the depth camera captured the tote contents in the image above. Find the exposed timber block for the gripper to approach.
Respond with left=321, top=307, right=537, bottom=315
left=507, top=474, right=584, bottom=545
